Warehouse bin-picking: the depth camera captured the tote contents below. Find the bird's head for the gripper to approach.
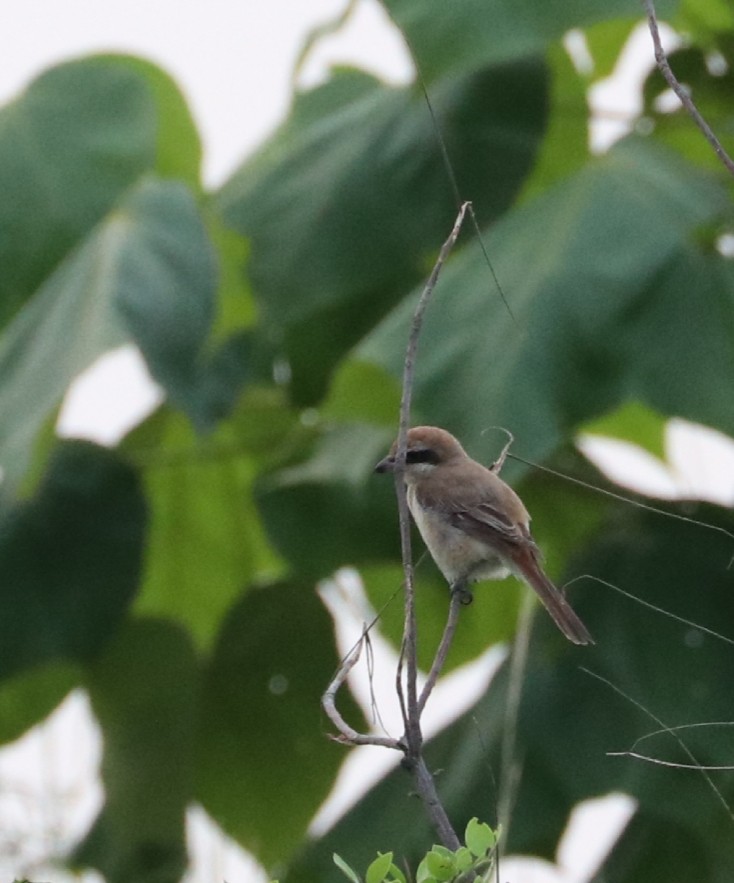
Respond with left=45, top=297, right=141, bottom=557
left=374, top=426, right=467, bottom=478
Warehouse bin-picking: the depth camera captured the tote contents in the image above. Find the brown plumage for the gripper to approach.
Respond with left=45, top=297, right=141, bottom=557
left=375, top=426, right=593, bottom=646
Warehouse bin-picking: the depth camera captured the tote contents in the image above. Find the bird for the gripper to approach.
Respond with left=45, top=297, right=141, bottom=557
left=374, top=425, right=593, bottom=645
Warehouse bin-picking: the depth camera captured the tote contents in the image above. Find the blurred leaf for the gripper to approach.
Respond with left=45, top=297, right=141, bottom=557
left=0, top=54, right=200, bottom=327
left=217, top=61, right=549, bottom=403
left=75, top=619, right=199, bottom=883
left=360, top=137, right=734, bottom=480
left=679, top=0, right=734, bottom=37
left=285, top=501, right=734, bottom=882
left=256, top=424, right=398, bottom=578
left=0, top=441, right=146, bottom=682
left=0, top=663, right=80, bottom=745
left=321, top=360, right=402, bottom=427
left=517, top=42, right=589, bottom=200
left=128, top=408, right=283, bottom=649
left=0, top=178, right=217, bottom=488
left=580, top=400, right=667, bottom=458
left=379, top=0, right=679, bottom=81
left=196, top=581, right=366, bottom=868
left=585, top=18, right=638, bottom=80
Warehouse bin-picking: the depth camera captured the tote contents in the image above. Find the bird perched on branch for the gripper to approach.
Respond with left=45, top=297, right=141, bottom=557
left=374, top=425, right=593, bottom=646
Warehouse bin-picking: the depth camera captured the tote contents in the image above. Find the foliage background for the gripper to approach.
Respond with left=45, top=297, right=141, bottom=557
left=1, top=0, right=734, bottom=881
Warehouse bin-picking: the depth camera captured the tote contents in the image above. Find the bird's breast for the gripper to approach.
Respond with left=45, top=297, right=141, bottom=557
left=407, top=486, right=510, bottom=585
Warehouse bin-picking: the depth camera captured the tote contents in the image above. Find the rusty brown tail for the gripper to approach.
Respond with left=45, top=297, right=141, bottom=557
left=510, top=545, right=594, bottom=646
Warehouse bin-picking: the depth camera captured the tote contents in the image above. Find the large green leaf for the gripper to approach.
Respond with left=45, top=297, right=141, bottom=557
left=379, top=0, right=679, bottom=81
left=0, top=55, right=200, bottom=327
left=0, top=442, right=146, bottom=683
left=0, top=178, right=217, bottom=488
left=360, top=136, right=734, bottom=477
left=285, top=501, right=734, bottom=882
left=217, top=60, right=548, bottom=403
left=75, top=619, right=199, bottom=883
left=196, top=581, right=366, bottom=870
left=127, top=406, right=285, bottom=648
left=256, top=423, right=398, bottom=578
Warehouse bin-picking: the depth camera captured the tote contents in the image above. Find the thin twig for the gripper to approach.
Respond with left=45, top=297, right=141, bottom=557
left=642, top=0, right=734, bottom=177
left=582, top=666, right=734, bottom=828
left=322, top=636, right=401, bottom=750
left=417, top=589, right=463, bottom=715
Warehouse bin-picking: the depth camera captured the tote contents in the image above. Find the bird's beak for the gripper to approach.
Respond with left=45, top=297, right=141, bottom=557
left=374, top=455, right=396, bottom=474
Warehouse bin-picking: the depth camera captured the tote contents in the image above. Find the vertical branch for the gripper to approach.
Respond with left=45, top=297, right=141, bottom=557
left=393, top=201, right=470, bottom=846
left=642, top=0, right=734, bottom=178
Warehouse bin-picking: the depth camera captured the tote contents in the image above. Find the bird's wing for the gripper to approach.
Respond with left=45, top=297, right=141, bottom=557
left=448, top=501, right=529, bottom=547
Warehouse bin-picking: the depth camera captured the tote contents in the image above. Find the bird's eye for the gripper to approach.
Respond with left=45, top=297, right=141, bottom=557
left=406, top=448, right=439, bottom=465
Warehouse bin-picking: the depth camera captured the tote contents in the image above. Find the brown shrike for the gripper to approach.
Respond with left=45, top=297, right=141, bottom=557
left=375, top=426, right=593, bottom=645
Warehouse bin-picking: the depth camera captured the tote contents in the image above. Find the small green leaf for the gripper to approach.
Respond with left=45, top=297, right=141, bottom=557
left=386, top=863, right=407, bottom=883
left=465, top=817, right=496, bottom=857
left=366, top=851, right=394, bottom=883
left=425, top=847, right=455, bottom=881
left=333, top=852, right=362, bottom=883
left=454, top=846, right=474, bottom=871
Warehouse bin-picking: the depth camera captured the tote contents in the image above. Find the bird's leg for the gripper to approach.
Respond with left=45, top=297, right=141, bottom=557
left=490, top=428, right=514, bottom=474
left=450, top=578, right=473, bottom=606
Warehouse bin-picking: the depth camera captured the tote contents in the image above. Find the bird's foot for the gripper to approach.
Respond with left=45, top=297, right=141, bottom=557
left=451, top=583, right=473, bottom=605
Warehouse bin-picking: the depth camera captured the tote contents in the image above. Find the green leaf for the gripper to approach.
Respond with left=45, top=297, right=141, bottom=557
left=128, top=408, right=282, bottom=649
left=0, top=55, right=200, bottom=328
left=74, top=619, right=199, bottom=883
left=256, top=424, right=398, bottom=578
left=379, top=0, right=680, bottom=81
left=424, top=847, right=454, bottom=881
left=217, top=61, right=548, bottom=403
left=517, top=42, right=589, bottom=201
left=360, top=136, right=734, bottom=475
left=0, top=662, right=80, bottom=745
left=464, top=818, right=496, bottom=857
left=333, top=853, right=362, bottom=883
left=321, top=360, right=402, bottom=427
left=585, top=18, right=638, bottom=80
left=580, top=399, right=667, bottom=458
left=196, top=581, right=367, bottom=867
left=0, top=441, right=146, bottom=682
left=453, top=846, right=474, bottom=871
left=366, top=851, right=394, bottom=883
left=0, top=177, right=217, bottom=489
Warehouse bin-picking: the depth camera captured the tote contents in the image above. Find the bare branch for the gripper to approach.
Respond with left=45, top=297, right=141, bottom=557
left=391, top=201, right=471, bottom=846
left=410, top=757, right=461, bottom=851
left=642, top=0, right=734, bottom=178
left=322, top=636, right=401, bottom=750
left=395, top=201, right=471, bottom=744
left=417, top=588, right=463, bottom=716
left=323, top=204, right=472, bottom=847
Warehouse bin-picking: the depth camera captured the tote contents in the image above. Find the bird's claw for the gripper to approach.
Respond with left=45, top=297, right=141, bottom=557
left=451, top=584, right=473, bottom=605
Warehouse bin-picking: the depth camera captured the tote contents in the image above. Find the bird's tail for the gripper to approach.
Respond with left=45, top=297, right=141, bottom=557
left=510, top=545, right=594, bottom=646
